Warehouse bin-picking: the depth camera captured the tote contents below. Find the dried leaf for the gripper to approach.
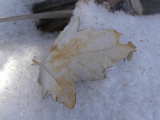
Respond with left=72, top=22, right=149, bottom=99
left=38, top=17, right=136, bottom=109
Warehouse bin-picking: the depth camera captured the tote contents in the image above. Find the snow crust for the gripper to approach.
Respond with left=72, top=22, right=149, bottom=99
left=0, top=0, right=160, bottom=120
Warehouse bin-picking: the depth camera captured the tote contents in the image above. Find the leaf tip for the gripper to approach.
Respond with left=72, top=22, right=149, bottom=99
left=67, top=97, right=76, bottom=109
left=128, top=42, right=137, bottom=49
left=32, top=59, right=40, bottom=65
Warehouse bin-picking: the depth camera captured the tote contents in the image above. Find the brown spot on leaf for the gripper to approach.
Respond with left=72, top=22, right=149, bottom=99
left=56, top=76, right=74, bottom=88
left=52, top=60, right=70, bottom=73
left=107, top=29, right=122, bottom=41
left=49, top=38, right=81, bottom=61
left=50, top=45, right=57, bottom=52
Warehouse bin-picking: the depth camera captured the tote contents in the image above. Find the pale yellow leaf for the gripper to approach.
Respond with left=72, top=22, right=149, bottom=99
left=37, top=17, right=136, bottom=109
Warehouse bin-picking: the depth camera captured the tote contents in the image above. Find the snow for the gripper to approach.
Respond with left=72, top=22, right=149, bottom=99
left=0, top=0, right=160, bottom=120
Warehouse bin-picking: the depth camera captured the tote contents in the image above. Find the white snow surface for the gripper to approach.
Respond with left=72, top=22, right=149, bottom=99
left=0, top=0, right=160, bottom=120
